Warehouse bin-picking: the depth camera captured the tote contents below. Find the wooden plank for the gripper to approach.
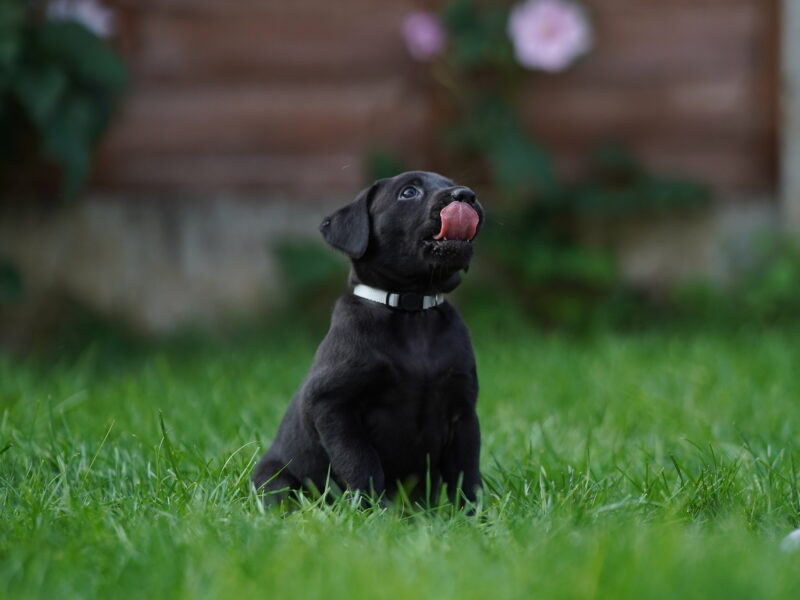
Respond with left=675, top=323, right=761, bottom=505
left=524, top=79, right=766, bottom=144
left=101, top=82, right=430, bottom=155
left=563, top=3, right=764, bottom=84
left=124, top=2, right=763, bottom=82
left=577, top=0, right=762, bottom=7
left=93, top=153, right=366, bottom=194
left=118, top=0, right=760, bottom=14
left=103, top=78, right=763, bottom=155
left=550, top=143, right=771, bottom=191
left=126, top=2, right=762, bottom=83
left=115, top=0, right=396, bottom=15
left=95, top=142, right=770, bottom=194
left=92, top=0, right=777, bottom=195
left=132, top=10, right=412, bottom=83
left=96, top=76, right=773, bottom=192
left=633, top=144, right=771, bottom=191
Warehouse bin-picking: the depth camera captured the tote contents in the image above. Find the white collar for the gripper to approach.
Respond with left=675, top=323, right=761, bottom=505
left=352, top=283, right=445, bottom=311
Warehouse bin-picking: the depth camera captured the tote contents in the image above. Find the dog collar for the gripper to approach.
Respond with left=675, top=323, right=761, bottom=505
left=352, top=284, right=444, bottom=312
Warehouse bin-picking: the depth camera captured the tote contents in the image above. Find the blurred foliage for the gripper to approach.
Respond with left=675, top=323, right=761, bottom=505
left=0, top=259, right=22, bottom=304
left=0, top=0, right=127, bottom=199
left=479, top=145, right=708, bottom=328
left=660, top=236, right=800, bottom=328
left=365, top=148, right=407, bottom=181
left=438, top=0, right=560, bottom=199
left=740, top=237, right=800, bottom=322
left=272, top=239, right=349, bottom=324
left=4, top=234, right=800, bottom=353
left=371, top=0, right=709, bottom=329
left=565, top=144, right=709, bottom=215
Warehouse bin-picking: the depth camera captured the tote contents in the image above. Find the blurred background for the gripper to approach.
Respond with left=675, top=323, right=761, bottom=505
left=1, top=0, right=798, bottom=349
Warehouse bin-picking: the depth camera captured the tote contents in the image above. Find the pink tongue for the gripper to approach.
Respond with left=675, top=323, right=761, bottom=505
left=434, top=202, right=479, bottom=241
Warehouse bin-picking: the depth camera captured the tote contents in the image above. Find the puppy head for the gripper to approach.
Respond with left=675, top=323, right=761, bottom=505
left=320, top=171, right=484, bottom=293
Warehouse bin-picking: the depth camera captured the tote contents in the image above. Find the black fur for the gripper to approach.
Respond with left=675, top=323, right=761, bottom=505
left=252, top=171, right=485, bottom=504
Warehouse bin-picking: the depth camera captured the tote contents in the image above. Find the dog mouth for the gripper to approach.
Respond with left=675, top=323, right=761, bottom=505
left=432, top=201, right=479, bottom=242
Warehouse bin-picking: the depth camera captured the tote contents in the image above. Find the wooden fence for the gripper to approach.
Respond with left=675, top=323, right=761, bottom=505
left=95, top=0, right=778, bottom=198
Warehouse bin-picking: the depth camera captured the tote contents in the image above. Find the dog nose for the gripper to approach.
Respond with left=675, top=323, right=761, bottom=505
left=450, top=187, right=476, bottom=204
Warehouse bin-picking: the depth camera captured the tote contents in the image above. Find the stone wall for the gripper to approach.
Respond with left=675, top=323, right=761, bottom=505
left=0, top=196, right=344, bottom=335
left=0, top=194, right=780, bottom=338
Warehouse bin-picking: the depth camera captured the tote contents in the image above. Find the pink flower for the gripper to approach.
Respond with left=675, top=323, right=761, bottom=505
left=402, top=11, right=446, bottom=62
left=508, top=0, right=591, bottom=72
left=48, top=0, right=115, bottom=38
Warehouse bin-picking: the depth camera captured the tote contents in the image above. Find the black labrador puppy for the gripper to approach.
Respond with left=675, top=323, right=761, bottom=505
left=252, top=171, right=484, bottom=504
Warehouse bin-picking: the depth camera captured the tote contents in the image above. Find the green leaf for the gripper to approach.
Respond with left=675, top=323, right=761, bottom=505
left=488, top=134, right=558, bottom=198
left=0, top=0, right=24, bottom=74
left=11, top=18, right=130, bottom=199
left=40, top=93, right=95, bottom=198
left=11, top=64, right=68, bottom=127
left=365, top=148, right=406, bottom=181
left=36, top=21, right=127, bottom=91
left=0, top=259, right=23, bottom=303
left=442, top=0, right=514, bottom=71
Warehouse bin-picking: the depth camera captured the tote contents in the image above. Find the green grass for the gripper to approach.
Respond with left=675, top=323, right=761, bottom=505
left=2, top=319, right=800, bottom=599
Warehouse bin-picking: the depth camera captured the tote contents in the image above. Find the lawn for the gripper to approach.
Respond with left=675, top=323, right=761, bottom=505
left=1, top=317, right=800, bottom=599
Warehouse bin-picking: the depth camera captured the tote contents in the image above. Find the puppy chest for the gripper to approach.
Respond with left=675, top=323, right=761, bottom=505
left=362, top=367, right=475, bottom=444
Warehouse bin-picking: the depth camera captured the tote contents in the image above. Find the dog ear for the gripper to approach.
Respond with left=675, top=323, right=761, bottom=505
left=319, top=183, right=375, bottom=259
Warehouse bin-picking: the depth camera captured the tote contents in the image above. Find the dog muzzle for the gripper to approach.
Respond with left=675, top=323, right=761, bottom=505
left=352, top=284, right=444, bottom=312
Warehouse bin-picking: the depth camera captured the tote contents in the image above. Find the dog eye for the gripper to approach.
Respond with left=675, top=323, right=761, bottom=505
left=398, top=186, right=420, bottom=200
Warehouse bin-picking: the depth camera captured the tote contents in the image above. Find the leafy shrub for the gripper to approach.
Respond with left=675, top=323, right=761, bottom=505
left=741, top=237, right=800, bottom=322
left=0, top=259, right=22, bottom=304
left=272, top=240, right=350, bottom=323
left=0, top=0, right=127, bottom=199
left=387, top=1, right=710, bottom=328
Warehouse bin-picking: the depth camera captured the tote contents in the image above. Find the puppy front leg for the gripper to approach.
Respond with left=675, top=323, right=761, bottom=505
left=441, top=410, right=482, bottom=504
left=311, top=403, right=385, bottom=496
